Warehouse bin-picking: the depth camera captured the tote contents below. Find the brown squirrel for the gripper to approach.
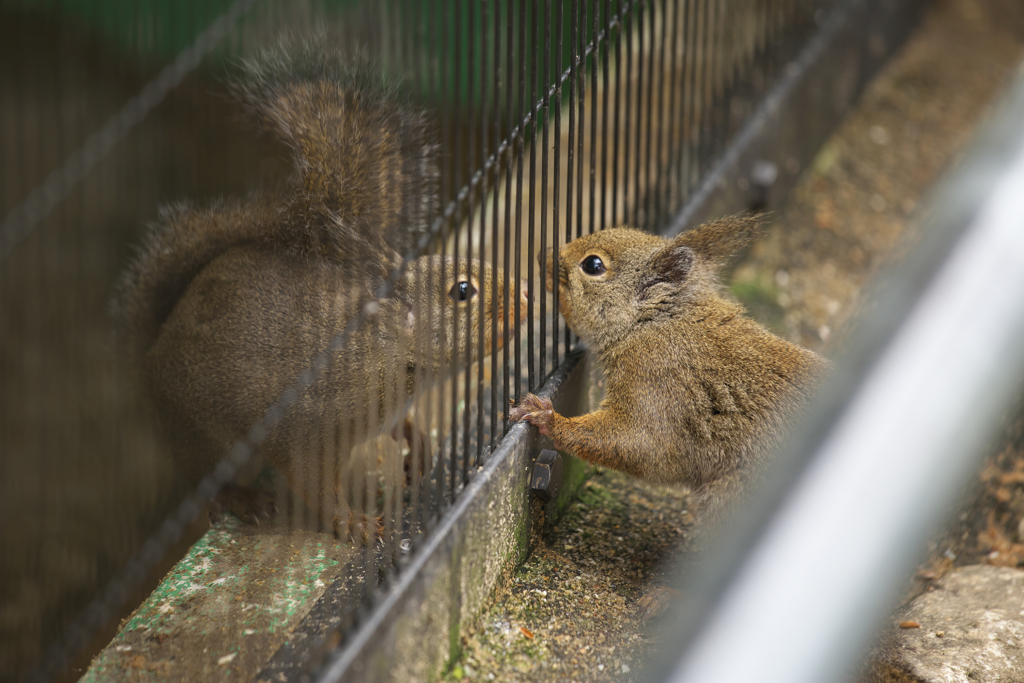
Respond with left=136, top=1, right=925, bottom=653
left=510, top=215, right=829, bottom=528
left=113, top=44, right=527, bottom=543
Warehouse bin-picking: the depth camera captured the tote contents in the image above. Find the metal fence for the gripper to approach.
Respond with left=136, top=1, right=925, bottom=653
left=0, top=0, right=914, bottom=681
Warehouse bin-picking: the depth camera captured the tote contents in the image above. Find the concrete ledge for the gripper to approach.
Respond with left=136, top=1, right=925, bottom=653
left=81, top=520, right=355, bottom=681
left=884, top=565, right=1024, bottom=682
left=294, top=349, right=591, bottom=683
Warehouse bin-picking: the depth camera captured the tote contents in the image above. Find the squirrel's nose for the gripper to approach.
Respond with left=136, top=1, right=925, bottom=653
left=536, top=247, right=555, bottom=267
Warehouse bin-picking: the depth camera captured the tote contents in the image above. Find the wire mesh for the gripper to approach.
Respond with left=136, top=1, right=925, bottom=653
left=0, top=0, right=831, bottom=680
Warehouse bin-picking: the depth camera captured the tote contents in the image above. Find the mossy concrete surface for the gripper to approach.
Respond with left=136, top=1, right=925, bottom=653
left=81, top=350, right=592, bottom=683
left=81, top=518, right=354, bottom=682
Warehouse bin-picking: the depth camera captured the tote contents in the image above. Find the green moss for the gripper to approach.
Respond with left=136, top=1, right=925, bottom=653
left=576, top=478, right=624, bottom=514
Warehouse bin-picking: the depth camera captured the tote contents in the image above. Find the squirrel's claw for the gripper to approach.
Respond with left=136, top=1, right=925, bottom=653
left=334, top=511, right=384, bottom=547
left=509, top=394, right=555, bottom=437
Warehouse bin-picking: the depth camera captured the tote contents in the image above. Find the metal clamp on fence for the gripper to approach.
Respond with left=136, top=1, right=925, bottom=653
left=531, top=449, right=564, bottom=503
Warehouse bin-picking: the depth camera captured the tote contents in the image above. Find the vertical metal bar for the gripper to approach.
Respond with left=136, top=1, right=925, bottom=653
left=490, top=0, right=502, bottom=446
left=528, top=0, right=538, bottom=390
left=632, top=0, right=644, bottom=227
left=699, top=0, right=715, bottom=174
left=622, top=0, right=634, bottom=225
left=450, top=0, right=462, bottom=500
left=514, top=0, right=526, bottom=405
left=681, top=0, right=695, bottom=192
left=692, top=0, right=707, bottom=185
left=540, top=0, right=551, bottom=383
left=420, top=0, right=431, bottom=100
left=503, top=0, right=514, bottom=435
left=677, top=0, right=691, bottom=202
left=389, top=263, right=404, bottom=568
left=565, top=0, right=578, bottom=354
left=566, top=0, right=578, bottom=247
left=553, top=0, right=566, bottom=363
left=409, top=258, right=422, bottom=543
left=420, top=0, right=437, bottom=524
left=462, top=0, right=475, bottom=484
left=439, top=0, right=457, bottom=504
left=387, top=0, right=405, bottom=568
left=414, top=6, right=431, bottom=546
left=760, top=0, right=770, bottom=97
left=381, top=0, right=392, bottom=74
left=666, top=0, right=683, bottom=218
left=600, top=0, right=610, bottom=231
left=393, top=0, right=405, bottom=81
left=733, top=0, right=745, bottom=142
left=589, top=0, right=599, bottom=235
left=612, top=0, right=623, bottom=225
left=654, top=0, right=669, bottom=225
left=576, top=0, right=587, bottom=239
left=359, top=306, right=373, bottom=607
left=435, top=0, right=451, bottom=510
left=711, top=0, right=726, bottom=160
left=716, top=0, right=727, bottom=161
left=689, top=0, right=702, bottom=194
left=477, top=0, right=489, bottom=466
left=642, top=0, right=656, bottom=226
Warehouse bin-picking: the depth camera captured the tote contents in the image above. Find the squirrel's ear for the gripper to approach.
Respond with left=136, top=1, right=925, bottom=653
left=652, top=243, right=695, bottom=283
left=673, top=212, right=765, bottom=264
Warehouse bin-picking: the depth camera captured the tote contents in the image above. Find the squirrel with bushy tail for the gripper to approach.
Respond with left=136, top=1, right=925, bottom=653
left=114, top=41, right=527, bottom=543
left=511, top=216, right=829, bottom=530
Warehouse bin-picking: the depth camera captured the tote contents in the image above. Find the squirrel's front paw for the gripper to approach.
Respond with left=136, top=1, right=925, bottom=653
left=509, top=393, right=555, bottom=437
left=333, top=511, right=384, bottom=547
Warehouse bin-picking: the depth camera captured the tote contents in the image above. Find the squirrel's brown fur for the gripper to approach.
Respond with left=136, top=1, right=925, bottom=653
left=113, top=43, right=526, bottom=542
left=511, top=215, right=829, bottom=526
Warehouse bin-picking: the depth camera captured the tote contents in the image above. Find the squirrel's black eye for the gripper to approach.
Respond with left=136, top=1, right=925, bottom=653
left=449, top=281, right=478, bottom=302
left=580, top=254, right=606, bottom=276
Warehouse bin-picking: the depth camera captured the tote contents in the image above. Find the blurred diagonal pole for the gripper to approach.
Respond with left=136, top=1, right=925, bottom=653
left=661, top=62, right=1024, bottom=683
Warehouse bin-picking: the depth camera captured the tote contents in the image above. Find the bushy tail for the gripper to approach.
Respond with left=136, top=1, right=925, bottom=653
left=232, top=40, right=439, bottom=264
left=111, top=198, right=273, bottom=359
left=113, top=41, right=439, bottom=359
